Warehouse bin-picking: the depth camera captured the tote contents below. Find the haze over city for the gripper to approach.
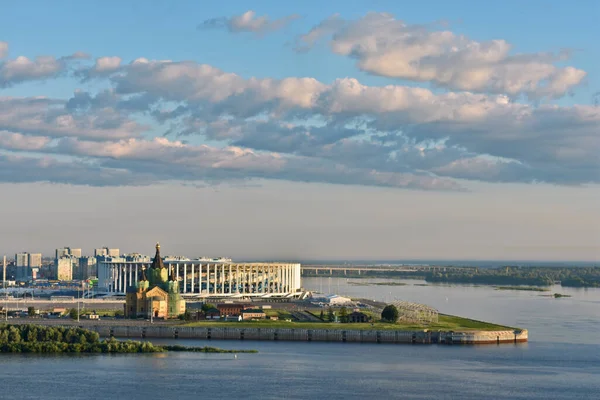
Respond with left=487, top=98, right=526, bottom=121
left=1, top=1, right=598, bottom=261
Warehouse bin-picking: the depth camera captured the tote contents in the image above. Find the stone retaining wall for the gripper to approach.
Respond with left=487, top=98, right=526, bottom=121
left=87, top=325, right=528, bottom=345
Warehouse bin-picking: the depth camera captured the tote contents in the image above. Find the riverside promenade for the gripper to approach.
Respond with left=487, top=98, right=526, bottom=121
left=3, top=318, right=528, bottom=345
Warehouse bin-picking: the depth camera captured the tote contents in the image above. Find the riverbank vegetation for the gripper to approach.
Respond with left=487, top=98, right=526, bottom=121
left=0, top=325, right=255, bottom=354
left=162, top=345, right=257, bottom=353
left=305, top=266, right=600, bottom=287
left=495, top=286, right=550, bottom=292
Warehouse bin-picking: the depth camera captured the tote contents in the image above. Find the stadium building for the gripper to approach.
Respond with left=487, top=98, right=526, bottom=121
left=98, top=245, right=302, bottom=298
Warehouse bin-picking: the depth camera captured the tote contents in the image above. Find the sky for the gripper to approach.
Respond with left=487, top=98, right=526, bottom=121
left=0, top=1, right=598, bottom=261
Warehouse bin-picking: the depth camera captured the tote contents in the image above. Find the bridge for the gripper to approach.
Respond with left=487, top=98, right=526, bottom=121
left=300, top=265, right=475, bottom=276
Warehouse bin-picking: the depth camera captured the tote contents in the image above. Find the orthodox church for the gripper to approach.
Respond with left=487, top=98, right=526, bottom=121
left=124, top=243, right=186, bottom=319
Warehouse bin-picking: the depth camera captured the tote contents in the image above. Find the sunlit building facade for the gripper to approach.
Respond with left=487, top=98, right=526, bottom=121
left=99, top=256, right=301, bottom=297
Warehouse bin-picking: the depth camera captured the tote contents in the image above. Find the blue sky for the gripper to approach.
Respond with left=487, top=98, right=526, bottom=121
left=0, top=1, right=598, bottom=260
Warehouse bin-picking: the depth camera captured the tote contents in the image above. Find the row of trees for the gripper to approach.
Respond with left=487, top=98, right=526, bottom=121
left=319, top=307, right=352, bottom=323
left=317, top=305, right=399, bottom=323
left=0, top=325, right=161, bottom=353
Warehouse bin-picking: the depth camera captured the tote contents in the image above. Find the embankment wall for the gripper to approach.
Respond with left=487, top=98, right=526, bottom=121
left=86, top=325, right=528, bottom=345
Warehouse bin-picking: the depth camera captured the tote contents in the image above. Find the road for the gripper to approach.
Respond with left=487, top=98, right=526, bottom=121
left=0, top=299, right=124, bottom=311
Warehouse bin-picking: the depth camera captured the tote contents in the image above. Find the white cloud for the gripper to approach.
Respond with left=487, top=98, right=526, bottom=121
left=0, top=36, right=597, bottom=190
left=0, top=130, right=51, bottom=151
left=200, top=10, right=300, bottom=35
left=0, top=97, right=143, bottom=140
left=73, top=57, right=598, bottom=185
left=0, top=50, right=88, bottom=87
left=0, top=56, right=64, bottom=87
left=296, top=13, right=586, bottom=98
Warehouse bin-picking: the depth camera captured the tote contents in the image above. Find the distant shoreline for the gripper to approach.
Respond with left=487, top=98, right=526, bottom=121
left=302, top=265, right=600, bottom=288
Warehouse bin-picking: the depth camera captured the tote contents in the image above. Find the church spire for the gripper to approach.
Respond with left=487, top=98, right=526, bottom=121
left=140, top=266, right=148, bottom=281
left=151, top=242, right=165, bottom=270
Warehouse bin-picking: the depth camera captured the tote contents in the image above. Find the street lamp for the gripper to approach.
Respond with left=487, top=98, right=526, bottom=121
left=77, top=284, right=80, bottom=323
left=147, top=297, right=153, bottom=323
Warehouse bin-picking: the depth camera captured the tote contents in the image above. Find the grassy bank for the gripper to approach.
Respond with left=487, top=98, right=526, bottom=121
left=180, top=314, right=513, bottom=332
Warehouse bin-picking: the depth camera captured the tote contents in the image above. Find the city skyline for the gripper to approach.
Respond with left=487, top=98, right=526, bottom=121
left=0, top=1, right=598, bottom=261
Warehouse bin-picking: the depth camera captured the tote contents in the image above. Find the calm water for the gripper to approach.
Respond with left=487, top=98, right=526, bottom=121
left=1, top=279, right=599, bottom=399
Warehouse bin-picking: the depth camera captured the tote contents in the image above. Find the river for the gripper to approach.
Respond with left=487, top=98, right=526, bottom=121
left=1, top=278, right=599, bottom=399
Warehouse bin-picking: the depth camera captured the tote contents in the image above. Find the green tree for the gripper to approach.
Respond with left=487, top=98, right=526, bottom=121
left=327, top=307, right=335, bottom=322
left=201, top=303, right=216, bottom=312
left=178, top=310, right=192, bottom=321
left=69, top=308, right=79, bottom=320
left=339, top=307, right=349, bottom=323
left=27, top=306, right=36, bottom=317
left=319, top=310, right=324, bottom=320
left=381, top=305, right=399, bottom=323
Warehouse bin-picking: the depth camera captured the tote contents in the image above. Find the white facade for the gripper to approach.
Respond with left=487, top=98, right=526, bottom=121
left=95, top=247, right=120, bottom=257
left=28, top=253, right=42, bottom=268
left=15, top=253, right=28, bottom=267
left=98, top=260, right=302, bottom=297
left=14, top=252, right=41, bottom=281
left=55, top=257, right=75, bottom=281
left=312, top=294, right=353, bottom=305
left=56, top=247, right=82, bottom=259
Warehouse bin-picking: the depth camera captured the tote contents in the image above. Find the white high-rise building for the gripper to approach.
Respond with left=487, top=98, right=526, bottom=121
left=14, top=252, right=42, bottom=281
left=77, top=256, right=97, bottom=280
left=15, top=253, right=29, bottom=268
left=15, top=253, right=29, bottom=281
left=55, top=257, right=74, bottom=281
left=28, top=253, right=42, bottom=268
left=56, top=247, right=82, bottom=259
left=94, top=247, right=119, bottom=258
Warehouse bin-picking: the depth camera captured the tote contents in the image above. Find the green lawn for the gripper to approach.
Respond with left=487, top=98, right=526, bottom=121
left=179, top=314, right=514, bottom=331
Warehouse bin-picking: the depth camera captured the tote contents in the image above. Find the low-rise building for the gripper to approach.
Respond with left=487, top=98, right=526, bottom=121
left=311, top=294, right=353, bottom=306
left=349, top=311, right=369, bottom=323
left=204, top=308, right=221, bottom=319
left=241, top=309, right=266, bottom=320
left=217, top=303, right=252, bottom=317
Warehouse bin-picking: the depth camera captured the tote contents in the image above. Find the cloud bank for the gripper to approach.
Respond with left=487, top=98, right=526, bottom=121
left=296, top=13, right=586, bottom=99
left=0, top=13, right=597, bottom=191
